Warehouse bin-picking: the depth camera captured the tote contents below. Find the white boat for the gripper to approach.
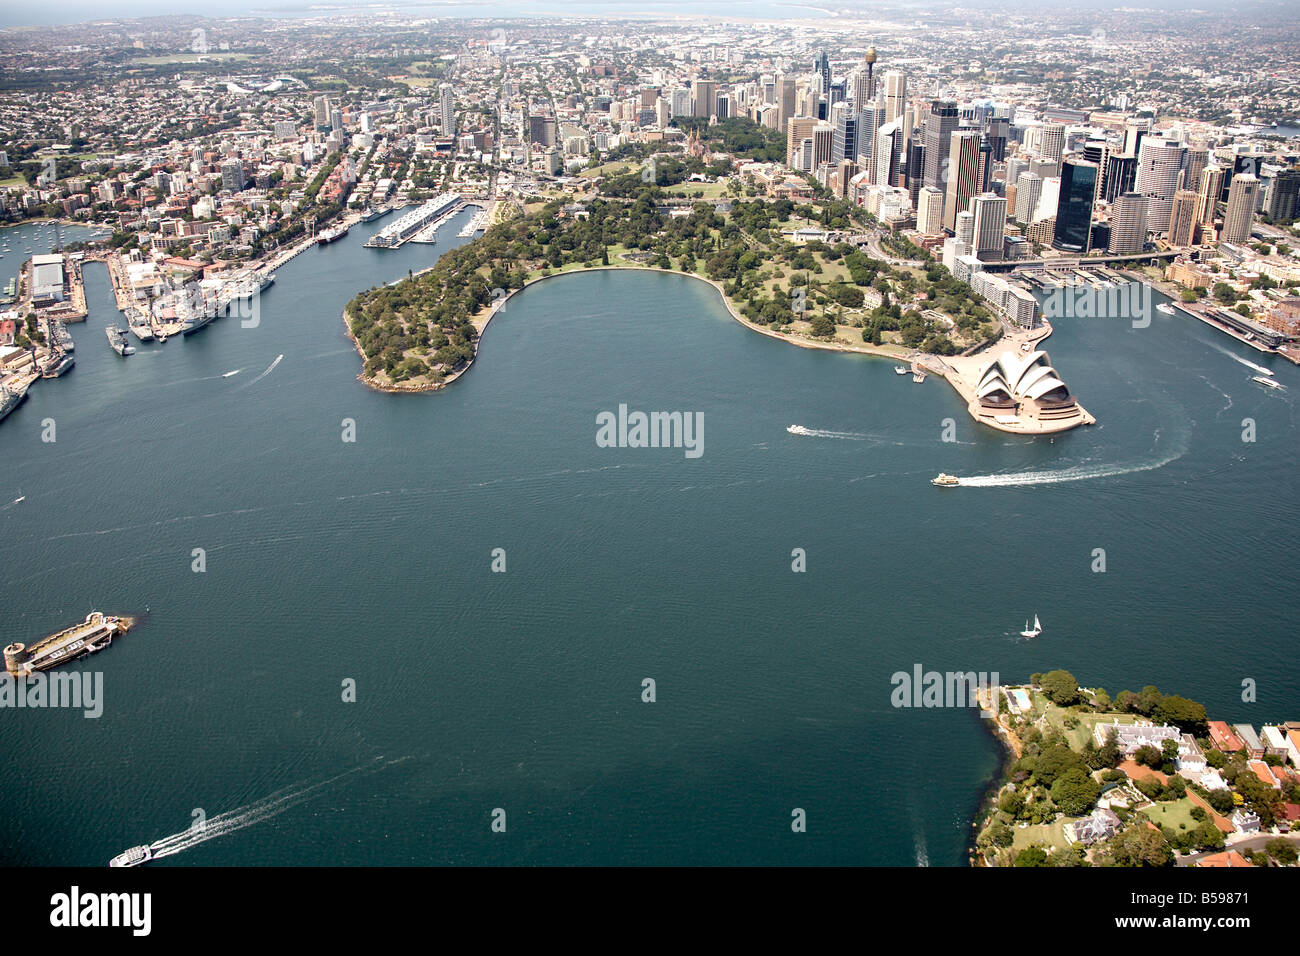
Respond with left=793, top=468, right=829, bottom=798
left=109, top=845, right=153, bottom=868
left=894, top=366, right=908, bottom=375
left=1156, top=303, right=1176, bottom=315
left=1020, top=614, right=1042, bottom=639
left=1253, top=375, right=1285, bottom=390
left=931, top=473, right=960, bottom=487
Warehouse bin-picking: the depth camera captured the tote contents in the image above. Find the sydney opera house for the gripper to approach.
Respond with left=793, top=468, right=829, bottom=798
left=940, top=347, right=1095, bottom=434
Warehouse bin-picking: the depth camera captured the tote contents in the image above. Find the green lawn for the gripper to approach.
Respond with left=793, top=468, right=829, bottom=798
left=1011, top=819, right=1071, bottom=853
left=1140, top=798, right=1200, bottom=833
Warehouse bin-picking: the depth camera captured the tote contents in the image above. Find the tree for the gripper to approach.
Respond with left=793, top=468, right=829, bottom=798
left=1015, top=846, right=1049, bottom=867
left=1040, top=670, right=1080, bottom=706
left=1101, top=825, right=1174, bottom=867
left=1134, top=744, right=1163, bottom=769
left=1265, top=838, right=1298, bottom=867
left=1051, top=767, right=1102, bottom=816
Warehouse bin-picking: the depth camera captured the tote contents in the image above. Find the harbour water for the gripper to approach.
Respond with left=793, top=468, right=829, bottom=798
left=1, top=207, right=1296, bottom=865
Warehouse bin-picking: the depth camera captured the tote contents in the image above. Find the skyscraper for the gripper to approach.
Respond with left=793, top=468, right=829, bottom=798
left=874, top=120, right=903, bottom=187
left=971, top=192, right=1007, bottom=260
left=916, top=185, right=944, bottom=235
left=1040, top=123, right=1065, bottom=165
left=1108, top=192, right=1148, bottom=255
left=692, top=80, right=717, bottom=119
left=1136, top=138, right=1186, bottom=235
left=1014, top=172, right=1042, bottom=224
left=1197, top=164, right=1225, bottom=224
left=882, top=71, right=906, bottom=125
left=942, top=130, right=982, bottom=232
left=831, top=103, right=859, bottom=165
left=815, top=51, right=831, bottom=95
left=776, top=77, right=796, bottom=130
left=1167, top=189, right=1200, bottom=246
left=787, top=117, right=817, bottom=167
left=1052, top=159, right=1097, bottom=253
left=438, top=83, right=455, bottom=136
left=1265, top=168, right=1300, bottom=221
left=923, top=100, right=959, bottom=190
left=1222, top=174, right=1260, bottom=244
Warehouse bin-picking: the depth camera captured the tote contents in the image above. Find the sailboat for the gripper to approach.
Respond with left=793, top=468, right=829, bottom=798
left=1020, top=614, right=1042, bottom=639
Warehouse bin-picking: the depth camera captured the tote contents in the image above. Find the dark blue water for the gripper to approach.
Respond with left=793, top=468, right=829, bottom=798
left=1, top=207, right=1296, bottom=865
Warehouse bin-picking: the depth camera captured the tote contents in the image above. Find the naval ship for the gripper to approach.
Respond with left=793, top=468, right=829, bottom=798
left=0, top=380, right=29, bottom=423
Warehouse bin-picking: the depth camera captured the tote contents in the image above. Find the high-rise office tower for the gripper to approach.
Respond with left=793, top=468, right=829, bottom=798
left=1182, top=147, right=1208, bottom=192
left=1014, top=172, right=1042, bottom=223
left=313, top=95, right=332, bottom=129
left=1109, top=192, right=1148, bottom=254
left=1265, top=168, right=1300, bottom=221
left=1083, top=139, right=1109, bottom=201
left=971, top=192, right=1008, bottom=260
left=1123, top=117, right=1152, bottom=157
left=1005, top=156, right=1027, bottom=190
left=777, top=77, right=796, bottom=130
left=438, top=83, right=455, bottom=135
left=1103, top=153, right=1137, bottom=203
left=862, top=46, right=877, bottom=101
left=1053, top=159, right=1098, bottom=253
left=916, top=185, right=944, bottom=234
left=1222, top=174, right=1260, bottom=244
left=942, top=130, right=982, bottom=232
left=836, top=159, right=858, bottom=198
left=811, top=123, right=835, bottom=171
left=923, top=100, right=959, bottom=190
left=1040, top=123, right=1065, bottom=164
left=815, top=51, right=831, bottom=95
left=874, top=120, right=903, bottom=187
left=1197, top=164, right=1225, bottom=224
left=1036, top=176, right=1061, bottom=223
left=1167, top=189, right=1200, bottom=246
left=882, top=71, right=906, bottom=125
left=1136, top=138, right=1186, bottom=234
left=787, top=117, right=817, bottom=167
left=831, top=103, right=859, bottom=165
left=955, top=210, right=975, bottom=247
left=692, top=80, right=717, bottom=118
left=985, top=117, right=1009, bottom=163
left=670, top=88, right=692, bottom=117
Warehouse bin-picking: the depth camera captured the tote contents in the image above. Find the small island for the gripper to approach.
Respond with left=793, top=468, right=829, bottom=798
left=974, top=670, right=1300, bottom=867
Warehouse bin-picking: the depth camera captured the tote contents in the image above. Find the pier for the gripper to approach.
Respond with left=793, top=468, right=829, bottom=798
left=365, top=194, right=464, bottom=248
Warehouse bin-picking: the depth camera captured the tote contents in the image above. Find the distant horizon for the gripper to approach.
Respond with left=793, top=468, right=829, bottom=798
left=0, top=0, right=1283, bottom=31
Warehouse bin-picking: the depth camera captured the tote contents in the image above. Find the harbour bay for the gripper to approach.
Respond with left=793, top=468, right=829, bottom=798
left=1, top=207, right=1296, bottom=866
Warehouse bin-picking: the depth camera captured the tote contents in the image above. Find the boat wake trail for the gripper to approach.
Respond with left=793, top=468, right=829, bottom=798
left=243, top=354, right=283, bottom=387
left=959, top=429, right=1186, bottom=488
left=787, top=424, right=870, bottom=441
left=144, top=762, right=375, bottom=861
left=1206, top=340, right=1274, bottom=377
